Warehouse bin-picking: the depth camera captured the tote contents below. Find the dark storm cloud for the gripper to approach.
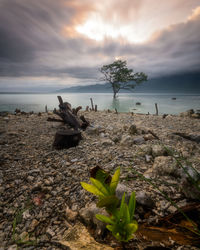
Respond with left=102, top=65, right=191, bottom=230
left=0, top=0, right=92, bottom=62
left=0, top=0, right=200, bottom=85
left=100, top=8, right=200, bottom=77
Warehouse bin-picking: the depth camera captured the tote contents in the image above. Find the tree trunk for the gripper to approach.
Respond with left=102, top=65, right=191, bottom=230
left=53, top=129, right=82, bottom=149
left=112, top=83, right=119, bottom=98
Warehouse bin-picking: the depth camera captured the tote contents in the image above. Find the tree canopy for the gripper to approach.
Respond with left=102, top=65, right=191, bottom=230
left=100, top=60, right=147, bottom=98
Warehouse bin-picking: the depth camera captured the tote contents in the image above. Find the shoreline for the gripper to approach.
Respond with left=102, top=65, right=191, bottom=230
left=0, top=110, right=200, bottom=248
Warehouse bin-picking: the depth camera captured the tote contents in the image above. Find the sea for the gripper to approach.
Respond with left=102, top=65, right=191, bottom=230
left=0, top=92, right=200, bottom=115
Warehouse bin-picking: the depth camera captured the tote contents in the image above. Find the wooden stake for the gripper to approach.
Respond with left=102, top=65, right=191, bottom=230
left=155, top=103, right=158, bottom=115
left=45, top=105, right=48, bottom=113
left=90, top=98, right=94, bottom=111
left=95, top=105, right=97, bottom=112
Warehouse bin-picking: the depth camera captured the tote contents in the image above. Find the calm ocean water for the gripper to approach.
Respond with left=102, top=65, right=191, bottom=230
left=0, top=92, right=200, bottom=115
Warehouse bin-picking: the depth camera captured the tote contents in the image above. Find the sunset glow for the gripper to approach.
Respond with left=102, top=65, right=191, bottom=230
left=76, top=14, right=152, bottom=43
left=0, top=0, right=200, bottom=91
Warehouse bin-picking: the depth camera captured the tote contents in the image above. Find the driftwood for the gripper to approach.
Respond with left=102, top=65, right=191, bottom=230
left=47, top=117, right=63, bottom=122
left=48, top=96, right=89, bottom=149
left=148, top=130, right=160, bottom=140
left=53, top=130, right=82, bottom=149
left=52, top=96, right=89, bottom=130
left=173, top=132, right=200, bottom=143
left=138, top=202, right=200, bottom=247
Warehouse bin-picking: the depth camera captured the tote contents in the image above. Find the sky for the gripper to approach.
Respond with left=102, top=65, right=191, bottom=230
left=0, top=0, right=200, bottom=91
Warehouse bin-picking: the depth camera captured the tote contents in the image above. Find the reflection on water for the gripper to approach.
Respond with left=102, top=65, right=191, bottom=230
left=0, top=92, right=200, bottom=115
left=111, top=98, right=120, bottom=111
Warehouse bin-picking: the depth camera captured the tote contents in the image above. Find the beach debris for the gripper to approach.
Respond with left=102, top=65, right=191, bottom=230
left=48, top=96, right=89, bottom=149
left=147, top=130, right=160, bottom=140
left=53, top=96, right=89, bottom=130
left=137, top=202, right=200, bottom=247
left=53, top=129, right=82, bottom=149
left=173, top=132, right=200, bottom=143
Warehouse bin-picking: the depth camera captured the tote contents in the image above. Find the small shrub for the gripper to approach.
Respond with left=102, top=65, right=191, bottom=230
left=81, top=168, right=138, bottom=242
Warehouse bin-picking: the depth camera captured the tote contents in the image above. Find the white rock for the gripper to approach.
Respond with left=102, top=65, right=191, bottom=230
left=152, top=145, right=166, bottom=157
left=120, top=135, right=133, bottom=146
left=152, top=156, right=177, bottom=176
left=101, top=139, right=114, bottom=146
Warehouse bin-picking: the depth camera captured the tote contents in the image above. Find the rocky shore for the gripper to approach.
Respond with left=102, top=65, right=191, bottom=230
left=0, top=110, right=200, bottom=249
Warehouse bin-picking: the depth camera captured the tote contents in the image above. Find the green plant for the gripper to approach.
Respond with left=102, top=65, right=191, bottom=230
left=100, top=60, right=147, bottom=98
left=12, top=201, right=37, bottom=248
left=81, top=168, right=138, bottom=242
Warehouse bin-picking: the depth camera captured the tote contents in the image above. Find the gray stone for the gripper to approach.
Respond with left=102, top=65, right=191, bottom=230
left=79, top=203, right=107, bottom=236
left=136, top=191, right=155, bottom=208
left=133, top=136, right=145, bottom=145
left=152, top=156, right=177, bottom=176
left=144, top=156, right=177, bottom=177
left=179, top=165, right=200, bottom=200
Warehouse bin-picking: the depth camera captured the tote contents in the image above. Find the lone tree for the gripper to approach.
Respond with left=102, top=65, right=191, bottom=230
left=100, top=60, right=147, bottom=98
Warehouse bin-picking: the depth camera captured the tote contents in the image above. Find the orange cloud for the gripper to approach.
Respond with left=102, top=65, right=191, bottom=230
left=188, top=6, right=200, bottom=20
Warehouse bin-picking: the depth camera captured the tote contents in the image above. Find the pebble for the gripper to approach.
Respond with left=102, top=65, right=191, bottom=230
left=1, top=111, right=200, bottom=249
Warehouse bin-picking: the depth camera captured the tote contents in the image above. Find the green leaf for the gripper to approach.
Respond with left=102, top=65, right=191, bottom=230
left=126, top=222, right=138, bottom=234
left=114, top=232, right=122, bottom=241
left=128, top=192, right=136, bottom=220
left=90, top=178, right=109, bottom=196
left=95, top=169, right=110, bottom=184
left=106, top=225, right=114, bottom=232
left=119, top=193, right=125, bottom=218
left=123, top=203, right=130, bottom=224
left=97, top=195, right=119, bottom=208
left=80, top=182, right=104, bottom=196
left=110, top=168, right=120, bottom=194
left=96, top=214, right=115, bottom=224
